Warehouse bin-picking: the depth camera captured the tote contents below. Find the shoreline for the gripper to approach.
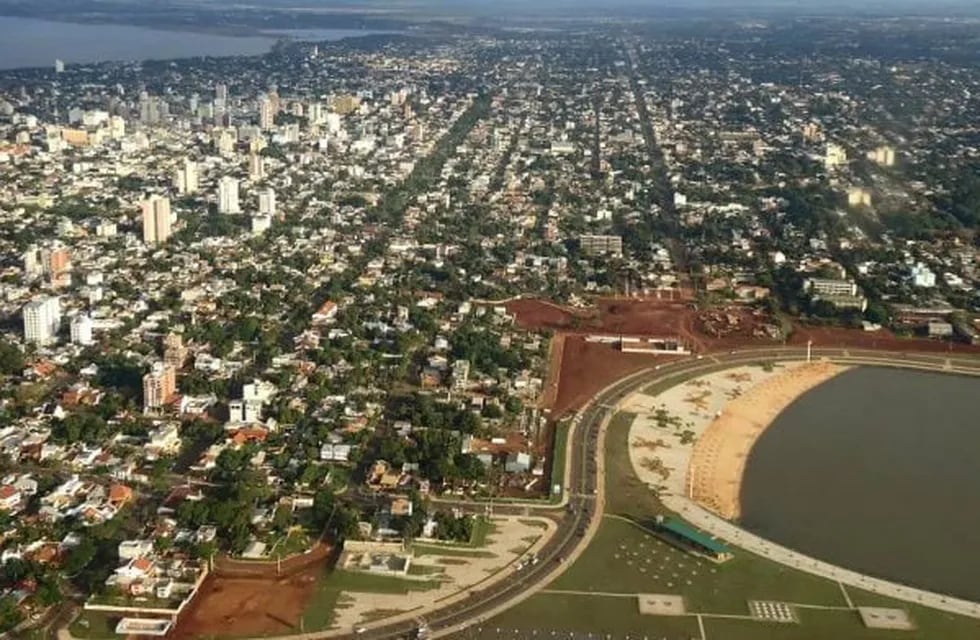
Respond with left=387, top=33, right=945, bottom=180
left=686, top=360, right=848, bottom=520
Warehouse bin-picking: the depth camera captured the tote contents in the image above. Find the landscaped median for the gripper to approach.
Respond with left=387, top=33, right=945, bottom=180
left=300, top=515, right=555, bottom=634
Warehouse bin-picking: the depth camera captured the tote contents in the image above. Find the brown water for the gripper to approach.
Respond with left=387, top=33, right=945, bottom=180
left=740, top=366, right=980, bottom=602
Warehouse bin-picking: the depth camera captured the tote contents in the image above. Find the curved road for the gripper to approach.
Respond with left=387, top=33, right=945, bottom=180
left=316, top=346, right=980, bottom=640
left=55, top=348, right=980, bottom=640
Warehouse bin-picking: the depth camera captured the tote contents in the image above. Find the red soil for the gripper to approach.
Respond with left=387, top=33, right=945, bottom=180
left=170, top=545, right=332, bottom=639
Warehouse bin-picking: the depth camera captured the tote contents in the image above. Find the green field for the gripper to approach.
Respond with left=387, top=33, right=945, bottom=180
left=69, top=611, right=117, bottom=640
left=551, top=517, right=845, bottom=614
left=473, top=408, right=980, bottom=639
left=549, top=420, right=570, bottom=500
left=301, top=570, right=439, bottom=631
left=486, top=592, right=701, bottom=638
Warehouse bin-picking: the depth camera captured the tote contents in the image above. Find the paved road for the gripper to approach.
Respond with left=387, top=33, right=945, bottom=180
left=54, top=347, right=980, bottom=640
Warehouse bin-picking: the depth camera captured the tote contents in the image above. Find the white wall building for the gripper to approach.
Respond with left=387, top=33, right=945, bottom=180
left=257, top=188, right=276, bottom=215
left=141, top=196, right=172, bottom=244
left=217, top=176, right=240, bottom=214
left=70, top=314, right=94, bottom=346
left=910, top=262, right=937, bottom=288
left=173, top=159, right=198, bottom=195
left=824, top=143, right=848, bottom=169
left=23, top=297, right=61, bottom=346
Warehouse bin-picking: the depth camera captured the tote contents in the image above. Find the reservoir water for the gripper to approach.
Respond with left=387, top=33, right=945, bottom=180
left=740, top=366, right=980, bottom=602
left=0, top=16, right=384, bottom=70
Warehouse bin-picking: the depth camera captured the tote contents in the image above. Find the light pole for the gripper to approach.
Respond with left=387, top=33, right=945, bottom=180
left=807, top=340, right=812, bottom=363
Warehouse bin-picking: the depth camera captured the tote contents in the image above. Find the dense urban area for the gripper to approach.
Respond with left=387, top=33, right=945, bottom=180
left=2, top=9, right=980, bottom=640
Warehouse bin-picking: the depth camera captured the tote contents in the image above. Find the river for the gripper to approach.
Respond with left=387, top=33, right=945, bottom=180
left=740, top=366, right=980, bottom=602
left=0, top=16, right=386, bottom=70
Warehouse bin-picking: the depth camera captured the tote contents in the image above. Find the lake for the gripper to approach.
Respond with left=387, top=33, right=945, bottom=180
left=740, top=366, right=980, bottom=602
left=0, top=16, right=385, bottom=70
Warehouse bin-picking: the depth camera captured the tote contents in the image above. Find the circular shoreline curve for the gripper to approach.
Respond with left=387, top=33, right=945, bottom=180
left=625, top=353, right=980, bottom=623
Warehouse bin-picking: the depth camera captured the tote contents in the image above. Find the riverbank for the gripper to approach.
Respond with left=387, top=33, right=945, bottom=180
left=688, top=360, right=847, bottom=519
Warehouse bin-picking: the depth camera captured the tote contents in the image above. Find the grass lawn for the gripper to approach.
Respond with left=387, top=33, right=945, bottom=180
left=549, top=420, right=569, bottom=501
left=411, top=543, right=495, bottom=558
left=301, top=569, right=439, bottom=631
left=469, top=516, right=492, bottom=547
left=271, top=529, right=314, bottom=557
left=410, top=516, right=494, bottom=557
left=69, top=611, right=118, bottom=640
left=551, top=517, right=845, bottom=614
left=603, top=411, right=667, bottom=519
left=477, top=394, right=980, bottom=639
left=705, top=606, right=980, bottom=640
left=483, top=592, right=700, bottom=638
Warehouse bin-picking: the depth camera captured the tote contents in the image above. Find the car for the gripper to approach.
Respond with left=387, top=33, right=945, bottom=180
left=355, top=627, right=366, bottom=634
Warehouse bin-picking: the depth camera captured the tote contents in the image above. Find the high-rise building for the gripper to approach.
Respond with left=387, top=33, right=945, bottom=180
left=107, top=116, right=126, bottom=139
left=268, top=88, right=281, bottom=115
left=215, top=83, right=228, bottom=101
left=258, top=96, right=275, bottom=130
left=248, top=153, right=265, bottom=181
left=23, top=246, right=43, bottom=280
left=23, top=297, right=61, bottom=346
left=143, top=362, right=177, bottom=413
left=308, top=102, right=325, bottom=125
left=70, top=314, right=94, bottom=346
left=163, top=332, right=187, bottom=369
left=139, top=91, right=162, bottom=125
left=54, top=59, right=65, bottom=73
left=258, top=188, right=276, bottom=215
left=215, top=128, right=236, bottom=156
left=173, top=159, right=199, bottom=195
left=217, top=177, right=240, bottom=214
left=48, top=246, right=72, bottom=288
left=141, top=196, right=173, bottom=244
left=24, top=245, right=71, bottom=285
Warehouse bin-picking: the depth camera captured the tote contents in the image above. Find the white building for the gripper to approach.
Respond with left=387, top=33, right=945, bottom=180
left=228, top=399, right=263, bottom=424
left=141, top=196, right=172, bottom=244
left=173, top=159, right=198, bottom=195
left=217, top=176, right=240, bottom=214
left=23, top=297, right=61, bottom=346
left=824, top=143, right=848, bottom=169
left=910, top=262, right=937, bottom=288
left=257, top=188, right=276, bottom=215
left=70, top=314, right=94, bottom=346
left=806, top=278, right=858, bottom=297
left=847, top=187, right=872, bottom=207
left=258, top=96, right=275, bottom=130
left=866, top=146, right=896, bottom=167
left=96, top=220, right=117, bottom=237
left=248, top=153, right=264, bottom=181
left=250, top=215, right=271, bottom=235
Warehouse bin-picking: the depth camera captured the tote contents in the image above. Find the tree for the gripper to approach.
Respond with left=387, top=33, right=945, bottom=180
left=0, top=339, right=24, bottom=375
left=0, top=595, right=23, bottom=633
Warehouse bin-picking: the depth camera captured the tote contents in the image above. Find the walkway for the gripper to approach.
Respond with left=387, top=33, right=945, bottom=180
left=644, top=356, right=980, bottom=620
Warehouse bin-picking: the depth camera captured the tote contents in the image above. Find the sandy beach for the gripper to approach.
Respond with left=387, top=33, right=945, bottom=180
left=687, top=361, right=847, bottom=520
